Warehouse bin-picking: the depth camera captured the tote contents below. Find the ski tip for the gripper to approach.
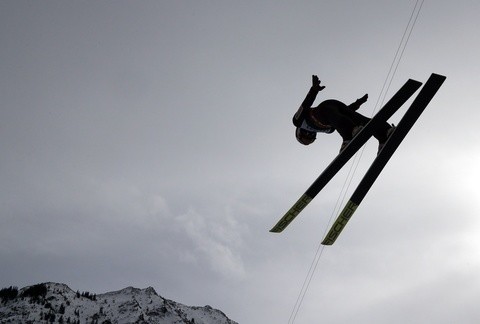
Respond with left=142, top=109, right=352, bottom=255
left=431, top=73, right=447, bottom=80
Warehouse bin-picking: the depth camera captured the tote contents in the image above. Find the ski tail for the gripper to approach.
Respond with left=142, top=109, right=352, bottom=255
left=321, top=73, right=446, bottom=245
left=269, top=194, right=313, bottom=233
left=321, top=200, right=359, bottom=245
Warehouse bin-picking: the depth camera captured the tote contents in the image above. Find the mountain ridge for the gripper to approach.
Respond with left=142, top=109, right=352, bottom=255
left=0, top=282, right=238, bottom=324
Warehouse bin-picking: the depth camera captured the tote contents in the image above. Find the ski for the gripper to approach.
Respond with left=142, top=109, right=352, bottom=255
left=321, top=73, right=446, bottom=245
left=270, top=78, right=423, bottom=233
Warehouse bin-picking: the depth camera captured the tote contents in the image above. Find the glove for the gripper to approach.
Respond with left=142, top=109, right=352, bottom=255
left=312, top=75, right=326, bottom=91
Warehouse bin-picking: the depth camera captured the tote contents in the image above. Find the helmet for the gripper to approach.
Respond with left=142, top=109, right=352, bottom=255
left=296, top=127, right=316, bottom=145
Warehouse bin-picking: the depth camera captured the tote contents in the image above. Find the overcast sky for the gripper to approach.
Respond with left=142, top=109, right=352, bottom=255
left=1, top=1, right=479, bottom=323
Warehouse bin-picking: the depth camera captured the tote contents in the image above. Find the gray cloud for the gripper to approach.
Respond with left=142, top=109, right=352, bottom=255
left=1, top=1, right=479, bottom=323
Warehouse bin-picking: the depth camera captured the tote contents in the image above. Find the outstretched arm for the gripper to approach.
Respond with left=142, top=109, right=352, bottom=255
left=293, top=75, right=326, bottom=127
left=301, top=75, right=326, bottom=108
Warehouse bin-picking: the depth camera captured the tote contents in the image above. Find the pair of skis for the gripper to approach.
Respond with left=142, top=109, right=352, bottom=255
left=270, top=73, right=446, bottom=245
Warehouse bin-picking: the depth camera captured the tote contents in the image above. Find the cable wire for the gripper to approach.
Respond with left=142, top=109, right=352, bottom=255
left=287, top=1, right=424, bottom=323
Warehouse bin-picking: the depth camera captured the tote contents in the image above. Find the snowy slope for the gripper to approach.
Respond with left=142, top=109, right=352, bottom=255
left=0, top=282, right=238, bottom=324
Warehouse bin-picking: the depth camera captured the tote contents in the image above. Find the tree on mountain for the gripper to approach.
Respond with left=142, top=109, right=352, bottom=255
left=0, top=286, right=18, bottom=303
left=22, top=283, right=47, bottom=303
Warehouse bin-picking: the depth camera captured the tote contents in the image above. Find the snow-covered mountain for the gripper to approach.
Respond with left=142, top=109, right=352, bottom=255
left=0, top=282, right=238, bottom=324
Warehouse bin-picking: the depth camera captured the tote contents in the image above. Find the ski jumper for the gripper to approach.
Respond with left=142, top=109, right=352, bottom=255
left=293, top=86, right=391, bottom=143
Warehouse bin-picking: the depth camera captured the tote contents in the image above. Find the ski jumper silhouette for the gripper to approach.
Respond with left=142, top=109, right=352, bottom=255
left=293, top=75, right=394, bottom=152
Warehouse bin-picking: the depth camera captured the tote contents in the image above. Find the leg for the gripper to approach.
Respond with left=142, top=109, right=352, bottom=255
left=339, top=105, right=392, bottom=142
